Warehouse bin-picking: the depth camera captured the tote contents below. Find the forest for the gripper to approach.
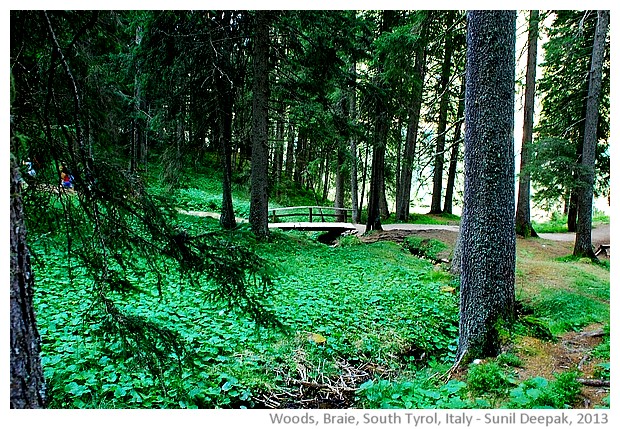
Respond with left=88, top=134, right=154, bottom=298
left=10, top=10, right=610, bottom=411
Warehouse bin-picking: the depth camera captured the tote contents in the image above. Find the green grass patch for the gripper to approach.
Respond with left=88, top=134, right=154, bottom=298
left=384, top=212, right=461, bottom=226
left=530, top=289, right=609, bottom=334
left=533, top=210, right=609, bottom=233
left=402, top=237, right=448, bottom=261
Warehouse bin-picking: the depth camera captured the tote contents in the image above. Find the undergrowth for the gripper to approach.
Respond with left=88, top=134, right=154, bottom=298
left=29, top=168, right=610, bottom=409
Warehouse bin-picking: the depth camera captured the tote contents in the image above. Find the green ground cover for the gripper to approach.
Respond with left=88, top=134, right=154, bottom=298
left=30, top=170, right=610, bottom=409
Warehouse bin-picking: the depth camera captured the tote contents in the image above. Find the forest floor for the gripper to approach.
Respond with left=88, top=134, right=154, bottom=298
left=354, top=222, right=611, bottom=408
left=179, top=210, right=610, bottom=408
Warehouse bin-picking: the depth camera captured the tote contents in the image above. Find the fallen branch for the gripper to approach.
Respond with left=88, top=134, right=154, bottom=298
left=577, top=378, right=610, bottom=387
left=580, top=329, right=606, bottom=338
left=289, top=378, right=357, bottom=392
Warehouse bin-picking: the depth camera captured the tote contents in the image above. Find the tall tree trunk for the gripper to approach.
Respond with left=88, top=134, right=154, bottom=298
left=130, top=26, right=143, bottom=174
left=443, top=74, right=465, bottom=214
left=359, top=141, right=369, bottom=217
left=430, top=12, right=455, bottom=214
left=568, top=91, right=589, bottom=232
left=321, top=150, right=330, bottom=202
left=515, top=10, right=540, bottom=238
left=285, top=121, right=295, bottom=181
left=218, top=76, right=237, bottom=230
left=334, top=145, right=346, bottom=221
left=366, top=141, right=386, bottom=232
left=567, top=191, right=579, bottom=232
left=574, top=10, right=609, bottom=258
left=349, top=63, right=360, bottom=223
left=365, top=10, right=395, bottom=232
left=10, top=148, right=46, bottom=408
left=272, top=107, right=285, bottom=186
left=396, top=13, right=428, bottom=221
left=294, top=133, right=306, bottom=186
left=456, top=10, right=516, bottom=364
left=249, top=11, right=271, bottom=239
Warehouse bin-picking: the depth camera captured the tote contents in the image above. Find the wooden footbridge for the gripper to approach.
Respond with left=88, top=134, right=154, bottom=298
left=268, top=206, right=357, bottom=236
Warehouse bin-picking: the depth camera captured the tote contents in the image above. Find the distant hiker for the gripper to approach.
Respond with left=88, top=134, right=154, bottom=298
left=23, top=159, right=36, bottom=177
left=60, top=165, right=73, bottom=188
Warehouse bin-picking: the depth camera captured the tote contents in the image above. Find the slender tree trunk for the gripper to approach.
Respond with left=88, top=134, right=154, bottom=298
left=10, top=151, right=46, bottom=408
left=456, top=10, right=517, bottom=364
left=568, top=92, right=589, bottom=232
left=359, top=141, right=369, bottom=217
left=396, top=13, right=428, bottom=221
left=294, top=133, right=306, bottom=186
left=249, top=11, right=271, bottom=239
left=443, top=74, right=465, bottom=214
left=335, top=145, right=346, bottom=221
left=379, top=167, right=389, bottom=219
left=567, top=191, right=579, bottom=232
left=272, top=107, right=285, bottom=186
left=574, top=10, right=609, bottom=258
left=366, top=10, right=394, bottom=232
left=430, top=11, right=455, bottom=214
left=515, top=10, right=540, bottom=238
left=285, top=121, right=295, bottom=181
left=218, top=80, right=237, bottom=230
left=349, top=63, right=360, bottom=223
left=321, top=150, right=330, bottom=202
left=366, top=142, right=385, bottom=232
left=395, top=116, right=402, bottom=197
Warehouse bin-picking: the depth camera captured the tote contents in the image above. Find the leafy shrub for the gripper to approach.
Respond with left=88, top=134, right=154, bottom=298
left=402, top=237, right=448, bottom=261
left=591, top=325, right=610, bottom=360
left=496, top=353, right=523, bottom=368
left=507, top=372, right=582, bottom=409
left=356, top=378, right=475, bottom=409
left=338, top=234, right=363, bottom=247
left=466, top=362, right=512, bottom=396
left=593, top=363, right=610, bottom=381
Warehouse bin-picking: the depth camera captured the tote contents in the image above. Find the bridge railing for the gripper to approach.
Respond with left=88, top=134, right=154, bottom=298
left=269, top=206, right=353, bottom=223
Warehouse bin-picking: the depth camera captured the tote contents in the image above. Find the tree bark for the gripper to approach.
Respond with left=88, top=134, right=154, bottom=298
left=515, top=10, right=540, bottom=238
left=443, top=74, right=465, bottom=214
left=10, top=151, right=46, bottom=408
left=294, top=132, right=306, bottom=186
left=272, top=107, right=285, bottom=186
left=456, top=10, right=517, bottom=363
left=365, top=10, right=395, bottom=232
left=430, top=11, right=455, bottom=214
left=334, top=145, right=346, bottom=221
left=218, top=75, right=237, bottom=230
left=285, top=122, right=295, bottom=181
left=396, top=11, right=430, bottom=221
left=249, top=11, right=271, bottom=239
left=349, top=63, right=361, bottom=223
left=359, top=141, right=369, bottom=217
left=574, top=10, right=609, bottom=258
left=321, top=150, right=330, bottom=202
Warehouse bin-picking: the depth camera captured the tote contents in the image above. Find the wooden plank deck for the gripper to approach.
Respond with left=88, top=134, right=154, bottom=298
left=268, top=222, right=357, bottom=233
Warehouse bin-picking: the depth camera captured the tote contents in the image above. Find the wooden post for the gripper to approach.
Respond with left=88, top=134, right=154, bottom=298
left=309, top=207, right=313, bottom=222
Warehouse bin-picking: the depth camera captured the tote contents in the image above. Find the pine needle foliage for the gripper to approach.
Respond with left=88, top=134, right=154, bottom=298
left=12, top=10, right=281, bottom=394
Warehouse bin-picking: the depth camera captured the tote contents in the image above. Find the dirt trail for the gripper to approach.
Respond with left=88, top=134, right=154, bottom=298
left=539, top=223, right=610, bottom=246
left=355, top=222, right=610, bottom=245
left=180, top=209, right=610, bottom=248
